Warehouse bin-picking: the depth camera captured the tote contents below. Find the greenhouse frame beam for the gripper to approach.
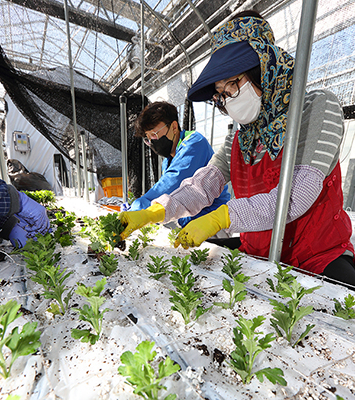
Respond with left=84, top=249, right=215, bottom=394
left=268, top=0, right=319, bottom=263
left=7, top=0, right=136, bottom=42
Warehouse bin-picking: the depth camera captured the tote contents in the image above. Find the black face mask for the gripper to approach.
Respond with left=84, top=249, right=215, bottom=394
left=150, top=135, right=174, bottom=158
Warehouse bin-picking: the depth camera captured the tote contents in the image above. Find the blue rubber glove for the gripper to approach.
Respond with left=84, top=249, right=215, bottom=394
left=16, top=192, right=51, bottom=237
left=9, top=223, right=29, bottom=248
left=121, top=202, right=131, bottom=212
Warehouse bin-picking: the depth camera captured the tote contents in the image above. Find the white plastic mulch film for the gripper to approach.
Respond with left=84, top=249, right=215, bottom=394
left=0, top=1, right=355, bottom=400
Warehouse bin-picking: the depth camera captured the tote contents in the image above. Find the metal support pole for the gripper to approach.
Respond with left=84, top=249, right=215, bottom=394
left=80, top=131, right=90, bottom=202
left=63, top=0, right=81, bottom=197
left=120, top=95, right=128, bottom=203
left=268, top=0, right=319, bottom=263
left=210, top=103, right=215, bottom=148
left=141, top=0, right=146, bottom=194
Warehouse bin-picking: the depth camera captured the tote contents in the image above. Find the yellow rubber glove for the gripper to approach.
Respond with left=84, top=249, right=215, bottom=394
left=119, top=203, right=165, bottom=240
left=174, top=204, right=231, bottom=249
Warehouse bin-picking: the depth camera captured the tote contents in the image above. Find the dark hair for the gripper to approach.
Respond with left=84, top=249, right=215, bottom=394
left=216, top=64, right=262, bottom=115
left=134, top=101, right=181, bottom=137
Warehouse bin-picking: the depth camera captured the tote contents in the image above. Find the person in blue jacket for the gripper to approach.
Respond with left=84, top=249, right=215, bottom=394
left=0, top=179, right=50, bottom=248
left=130, top=101, right=231, bottom=228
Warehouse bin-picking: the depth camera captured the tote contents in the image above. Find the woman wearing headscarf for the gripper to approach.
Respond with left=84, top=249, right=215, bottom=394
left=118, top=11, right=355, bottom=287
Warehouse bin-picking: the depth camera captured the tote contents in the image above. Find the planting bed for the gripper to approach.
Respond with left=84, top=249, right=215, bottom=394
left=0, top=196, right=355, bottom=400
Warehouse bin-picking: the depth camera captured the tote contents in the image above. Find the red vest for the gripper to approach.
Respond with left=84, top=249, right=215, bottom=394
left=230, top=132, right=354, bottom=274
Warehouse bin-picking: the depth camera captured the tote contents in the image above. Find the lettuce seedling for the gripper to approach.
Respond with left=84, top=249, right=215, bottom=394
left=0, top=300, right=41, bottom=379
left=270, top=280, right=321, bottom=347
left=229, top=315, right=286, bottom=386
left=333, top=294, right=355, bottom=320
left=71, top=278, right=111, bottom=345
left=189, top=248, right=209, bottom=265
left=118, top=340, right=180, bottom=400
left=146, top=255, right=170, bottom=280
left=99, top=253, right=118, bottom=276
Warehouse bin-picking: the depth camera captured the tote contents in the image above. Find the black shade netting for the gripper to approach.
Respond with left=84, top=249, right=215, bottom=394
left=0, top=45, right=158, bottom=198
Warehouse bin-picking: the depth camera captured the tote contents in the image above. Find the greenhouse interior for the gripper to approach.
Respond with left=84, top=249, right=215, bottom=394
left=1, top=0, right=355, bottom=399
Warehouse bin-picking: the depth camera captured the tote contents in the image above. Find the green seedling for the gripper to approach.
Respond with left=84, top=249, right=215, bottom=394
left=146, top=255, right=170, bottom=280
left=267, top=262, right=295, bottom=293
left=31, top=265, right=74, bottom=315
left=169, top=256, right=211, bottom=324
left=127, top=191, right=136, bottom=205
left=98, top=213, right=125, bottom=248
left=221, top=248, right=244, bottom=278
left=167, top=227, right=182, bottom=246
left=21, top=189, right=56, bottom=206
left=80, top=213, right=125, bottom=251
left=229, top=315, right=286, bottom=386
left=20, top=233, right=61, bottom=270
left=189, top=248, right=209, bottom=265
left=214, top=248, right=250, bottom=309
left=118, top=340, right=180, bottom=400
left=269, top=280, right=321, bottom=347
left=0, top=300, right=41, bottom=379
left=52, top=211, right=76, bottom=247
left=138, top=224, right=158, bottom=248
left=125, top=239, right=140, bottom=261
left=71, top=278, right=111, bottom=345
left=333, top=294, right=355, bottom=320
left=99, top=253, right=118, bottom=276
left=214, top=273, right=250, bottom=309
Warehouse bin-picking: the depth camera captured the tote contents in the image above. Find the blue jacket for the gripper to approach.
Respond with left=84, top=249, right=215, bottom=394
left=131, top=130, right=230, bottom=227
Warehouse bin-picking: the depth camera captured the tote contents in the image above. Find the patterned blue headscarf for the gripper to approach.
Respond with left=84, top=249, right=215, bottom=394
left=212, top=17, right=295, bottom=163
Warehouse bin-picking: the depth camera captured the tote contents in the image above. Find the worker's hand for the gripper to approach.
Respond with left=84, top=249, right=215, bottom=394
left=119, top=203, right=165, bottom=240
left=174, top=204, right=231, bottom=249
left=16, top=192, right=51, bottom=237
left=9, top=223, right=29, bottom=248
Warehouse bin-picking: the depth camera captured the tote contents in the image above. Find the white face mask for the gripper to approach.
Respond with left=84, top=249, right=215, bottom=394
left=224, top=81, right=262, bottom=124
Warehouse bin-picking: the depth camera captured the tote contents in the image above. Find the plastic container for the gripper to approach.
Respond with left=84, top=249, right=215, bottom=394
left=101, top=177, right=123, bottom=198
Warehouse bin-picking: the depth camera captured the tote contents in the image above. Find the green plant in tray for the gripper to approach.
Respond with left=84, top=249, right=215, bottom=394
left=99, top=253, right=118, bottom=276
left=269, top=280, right=321, bottom=347
left=125, top=239, right=140, bottom=261
left=52, top=211, right=76, bottom=247
left=189, top=248, right=209, bottom=265
left=71, top=278, right=111, bottom=345
left=214, top=248, right=250, bottom=309
left=138, top=224, right=158, bottom=248
left=118, top=340, right=180, bottom=400
left=229, top=315, right=286, bottom=386
left=31, top=265, right=74, bottom=316
left=21, top=189, right=56, bottom=206
left=0, top=300, right=41, bottom=379
left=167, top=227, right=182, bottom=246
left=267, top=262, right=295, bottom=293
left=333, top=294, right=355, bottom=320
left=168, top=255, right=211, bottom=324
left=20, top=233, right=61, bottom=270
left=146, top=255, right=170, bottom=280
